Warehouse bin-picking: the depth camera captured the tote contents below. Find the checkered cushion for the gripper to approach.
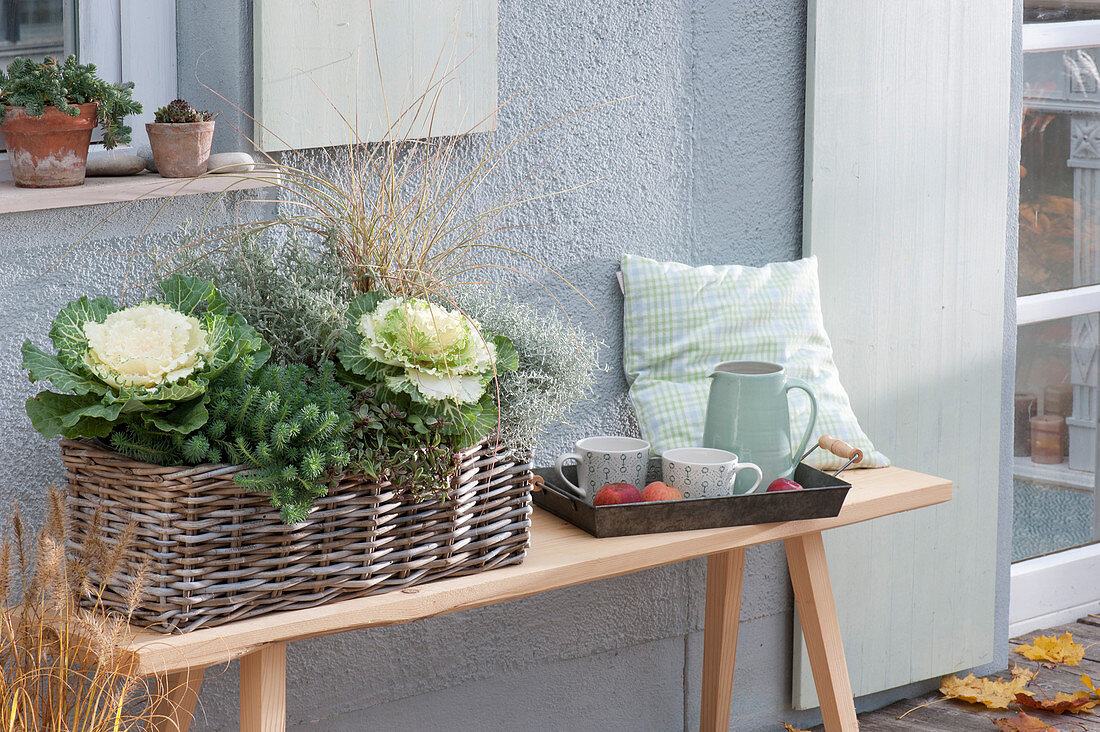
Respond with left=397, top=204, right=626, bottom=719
left=621, top=254, right=888, bottom=471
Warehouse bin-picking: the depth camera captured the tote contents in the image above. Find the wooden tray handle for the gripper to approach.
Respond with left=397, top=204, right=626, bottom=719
left=817, top=435, right=863, bottom=463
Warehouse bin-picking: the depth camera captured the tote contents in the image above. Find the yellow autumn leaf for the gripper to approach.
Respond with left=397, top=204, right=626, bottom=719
left=1016, top=632, right=1086, bottom=666
left=939, top=666, right=1037, bottom=709
left=782, top=725, right=809, bottom=732
left=1084, top=673, right=1099, bottom=698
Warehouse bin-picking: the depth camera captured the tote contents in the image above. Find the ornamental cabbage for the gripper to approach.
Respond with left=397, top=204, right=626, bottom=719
left=358, top=297, right=497, bottom=404
left=337, top=293, right=517, bottom=446
left=83, top=303, right=211, bottom=388
left=22, top=275, right=269, bottom=440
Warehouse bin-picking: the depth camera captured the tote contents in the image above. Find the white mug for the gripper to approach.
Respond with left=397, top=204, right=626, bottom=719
left=554, top=436, right=650, bottom=500
left=661, top=447, right=763, bottom=499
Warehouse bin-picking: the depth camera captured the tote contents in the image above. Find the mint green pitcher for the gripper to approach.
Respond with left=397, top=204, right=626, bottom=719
left=702, top=361, right=818, bottom=493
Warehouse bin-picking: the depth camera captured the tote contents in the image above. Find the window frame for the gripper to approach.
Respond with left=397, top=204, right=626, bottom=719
left=79, top=0, right=177, bottom=153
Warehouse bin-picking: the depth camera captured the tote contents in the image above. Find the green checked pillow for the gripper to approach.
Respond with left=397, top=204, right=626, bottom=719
left=621, top=254, right=888, bottom=471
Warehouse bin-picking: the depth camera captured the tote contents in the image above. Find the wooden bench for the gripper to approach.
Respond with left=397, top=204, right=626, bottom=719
left=132, top=466, right=950, bottom=732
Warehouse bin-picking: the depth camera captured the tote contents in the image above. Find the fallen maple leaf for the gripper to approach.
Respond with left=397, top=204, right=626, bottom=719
left=940, top=666, right=1037, bottom=709
left=781, top=725, right=809, bottom=732
left=1083, top=674, right=1099, bottom=698
left=992, top=712, right=1057, bottom=731
left=1015, top=690, right=1099, bottom=714
left=1016, top=633, right=1086, bottom=666
left=1013, top=665, right=1040, bottom=684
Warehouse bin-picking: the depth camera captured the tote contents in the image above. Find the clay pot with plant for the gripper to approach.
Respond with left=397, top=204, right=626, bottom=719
left=0, top=55, right=141, bottom=187
left=146, top=99, right=216, bottom=178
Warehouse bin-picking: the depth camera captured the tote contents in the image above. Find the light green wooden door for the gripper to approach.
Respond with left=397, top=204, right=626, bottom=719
left=795, top=0, right=1012, bottom=708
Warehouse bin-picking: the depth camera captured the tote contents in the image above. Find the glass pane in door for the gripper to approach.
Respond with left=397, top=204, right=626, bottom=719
left=1020, top=46, right=1100, bottom=296
left=1026, top=4, right=1100, bottom=22
left=0, top=0, right=67, bottom=67
left=1014, top=316, right=1099, bottom=560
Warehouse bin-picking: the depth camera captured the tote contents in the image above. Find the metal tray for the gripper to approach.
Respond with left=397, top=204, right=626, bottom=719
left=533, top=461, right=851, bottom=538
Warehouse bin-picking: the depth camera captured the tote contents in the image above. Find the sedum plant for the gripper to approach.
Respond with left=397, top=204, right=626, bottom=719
left=154, top=98, right=214, bottom=124
left=22, top=275, right=268, bottom=440
left=110, top=357, right=352, bottom=523
left=0, top=55, right=142, bottom=148
left=179, top=234, right=602, bottom=459
left=337, top=293, right=517, bottom=447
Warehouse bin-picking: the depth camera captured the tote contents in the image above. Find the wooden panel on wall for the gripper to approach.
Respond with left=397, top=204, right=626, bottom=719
left=795, top=0, right=1011, bottom=708
left=253, top=0, right=497, bottom=151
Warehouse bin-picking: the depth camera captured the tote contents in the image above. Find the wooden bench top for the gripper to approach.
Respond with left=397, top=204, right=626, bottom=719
left=128, top=466, right=951, bottom=675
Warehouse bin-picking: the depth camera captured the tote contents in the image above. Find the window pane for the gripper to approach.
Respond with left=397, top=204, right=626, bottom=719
left=0, top=0, right=68, bottom=67
left=1021, top=46, right=1100, bottom=296
left=1013, top=316, right=1100, bottom=561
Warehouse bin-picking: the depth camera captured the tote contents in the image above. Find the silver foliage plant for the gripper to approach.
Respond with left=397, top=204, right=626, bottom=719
left=182, top=233, right=601, bottom=456
left=452, top=286, right=602, bottom=457
left=185, top=233, right=354, bottom=368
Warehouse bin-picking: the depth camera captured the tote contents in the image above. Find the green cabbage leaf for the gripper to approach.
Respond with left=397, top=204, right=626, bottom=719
left=22, top=275, right=269, bottom=439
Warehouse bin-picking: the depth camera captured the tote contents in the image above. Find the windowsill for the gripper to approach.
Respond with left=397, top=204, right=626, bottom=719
left=1013, top=455, right=1094, bottom=490
left=0, top=158, right=273, bottom=215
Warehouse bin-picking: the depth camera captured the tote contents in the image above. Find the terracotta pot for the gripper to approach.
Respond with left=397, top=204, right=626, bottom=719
left=146, top=120, right=216, bottom=178
left=1, top=103, right=97, bottom=188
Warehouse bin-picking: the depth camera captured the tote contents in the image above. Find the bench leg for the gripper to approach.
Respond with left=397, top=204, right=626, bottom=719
left=785, top=531, right=858, bottom=732
left=149, top=667, right=204, bottom=732
left=699, top=547, right=746, bottom=732
left=240, top=642, right=287, bottom=732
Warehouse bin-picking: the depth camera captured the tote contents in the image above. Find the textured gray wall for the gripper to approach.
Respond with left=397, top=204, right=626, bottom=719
left=0, top=1, right=1017, bottom=730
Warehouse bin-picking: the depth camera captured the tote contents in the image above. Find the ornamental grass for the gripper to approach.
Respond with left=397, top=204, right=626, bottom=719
left=155, top=94, right=603, bottom=303
left=133, top=15, right=617, bottom=307
left=0, top=488, right=175, bottom=731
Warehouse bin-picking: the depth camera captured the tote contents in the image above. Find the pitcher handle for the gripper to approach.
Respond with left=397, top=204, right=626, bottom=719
left=784, top=377, right=818, bottom=467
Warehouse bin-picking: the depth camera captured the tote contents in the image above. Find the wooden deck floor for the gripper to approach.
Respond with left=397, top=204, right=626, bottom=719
left=811, top=616, right=1100, bottom=731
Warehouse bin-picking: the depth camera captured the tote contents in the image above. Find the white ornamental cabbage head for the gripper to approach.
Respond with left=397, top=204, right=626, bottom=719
left=358, top=297, right=495, bottom=404
left=83, top=302, right=211, bottom=389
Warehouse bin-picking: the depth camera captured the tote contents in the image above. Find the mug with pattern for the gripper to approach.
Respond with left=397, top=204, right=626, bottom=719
left=554, top=436, right=650, bottom=502
left=661, top=447, right=763, bottom=498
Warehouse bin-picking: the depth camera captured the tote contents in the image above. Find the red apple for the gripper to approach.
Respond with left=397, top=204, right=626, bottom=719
left=766, top=478, right=803, bottom=493
left=640, top=481, right=684, bottom=502
left=593, top=482, right=643, bottom=506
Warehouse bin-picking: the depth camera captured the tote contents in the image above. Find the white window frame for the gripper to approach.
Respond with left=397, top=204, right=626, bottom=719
left=1024, top=19, right=1100, bottom=52
left=1017, top=283, right=1100, bottom=325
left=78, top=0, right=177, bottom=153
left=1011, top=17, right=1100, bottom=635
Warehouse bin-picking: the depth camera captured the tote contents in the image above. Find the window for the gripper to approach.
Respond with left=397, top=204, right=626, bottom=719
left=0, top=0, right=74, bottom=67
left=1015, top=11, right=1100, bottom=563
left=1010, top=3, right=1100, bottom=635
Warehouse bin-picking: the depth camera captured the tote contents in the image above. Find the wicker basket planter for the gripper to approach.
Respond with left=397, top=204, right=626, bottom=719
left=60, top=438, right=533, bottom=633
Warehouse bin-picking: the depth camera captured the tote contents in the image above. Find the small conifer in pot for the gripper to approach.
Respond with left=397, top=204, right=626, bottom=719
left=0, top=55, right=141, bottom=187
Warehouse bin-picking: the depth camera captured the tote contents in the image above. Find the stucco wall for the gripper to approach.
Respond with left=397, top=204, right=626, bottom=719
left=0, top=1, right=1016, bottom=730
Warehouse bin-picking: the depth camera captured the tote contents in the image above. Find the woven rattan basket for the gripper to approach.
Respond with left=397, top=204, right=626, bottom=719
left=60, top=438, right=533, bottom=633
